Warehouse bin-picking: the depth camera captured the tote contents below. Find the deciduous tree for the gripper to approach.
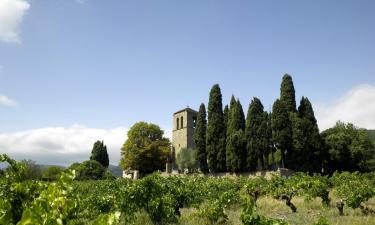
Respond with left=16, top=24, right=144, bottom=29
left=120, top=122, right=170, bottom=174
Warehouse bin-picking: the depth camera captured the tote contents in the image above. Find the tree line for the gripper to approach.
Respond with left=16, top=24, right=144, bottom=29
left=195, top=74, right=375, bottom=174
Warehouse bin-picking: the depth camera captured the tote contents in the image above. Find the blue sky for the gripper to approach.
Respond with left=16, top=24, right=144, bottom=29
left=0, top=0, right=374, bottom=165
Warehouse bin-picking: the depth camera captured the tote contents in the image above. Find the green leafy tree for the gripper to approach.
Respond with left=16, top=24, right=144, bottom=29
left=120, top=122, right=170, bottom=174
left=21, top=159, right=42, bottom=180
left=194, top=103, right=209, bottom=173
left=90, top=140, right=109, bottom=168
left=226, top=98, right=246, bottom=172
left=77, top=160, right=106, bottom=180
left=280, top=74, right=297, bottom=113
left=322, top=122, right=375, bottom=172
left=176, top=148, right=198, bottom=172
left=42, top=166, right=64, bottom=181
left=246, top=98, right=268, bottom=171
left=272, top=99, right=292, bottom=168
left=206, top=84, right=226, bottom=173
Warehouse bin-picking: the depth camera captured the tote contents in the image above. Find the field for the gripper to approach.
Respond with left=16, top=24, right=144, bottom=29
left=65, top=175, right=375, bottom=225
left=3, top=152, right=375, bottom=225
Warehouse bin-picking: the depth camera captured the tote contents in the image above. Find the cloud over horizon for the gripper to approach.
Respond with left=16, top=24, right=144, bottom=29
left=0, top=124, right=173, bottom=166
left=0, top=0, right=30, bottom=43
left=0, top=125, right=127, bottom=166
left=314, top=84, right=375, bottom=131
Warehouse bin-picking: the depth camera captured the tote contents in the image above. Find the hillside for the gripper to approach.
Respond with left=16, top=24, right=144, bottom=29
left=108, top=164, right=122, bottom=177
left=367, top=130, right=375, bottom=142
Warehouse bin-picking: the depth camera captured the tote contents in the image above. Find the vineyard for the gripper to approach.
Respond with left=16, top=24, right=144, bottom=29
left=1, top=154, right=375, bottom=225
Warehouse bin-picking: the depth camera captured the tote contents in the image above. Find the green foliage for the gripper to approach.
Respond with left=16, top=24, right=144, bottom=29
left=21, top=160, right=42, bottom=180
left=226, top=98, right=246, bottom=172
left=331, top=172, right=375, bottom=214
left=198, top=190, right=239, bottom=223
left=268, top=175, right=299, bottom=213
left=120, top=122, right=170, bottom=174
left=271, top=99, right=292, bottom=168
left=90, top=140, right=109, bottom=168
left=227, top=97, right=245, bottom=134
left=312, top=217, right=330, bottom=225
left=17, top=170, right=78, bottom=225
left=42, top=166, right=64, bottom=181
left=3, top=154, right=375, bottom=224
left=226, top=130, right=246, bottom=172
left=294, top=173, right=331, bottom=206
left=76, top=160, right=106, bottom=180
left=0, top=154, right=40, bottom=224
left=194, top=103, right=209, bottom=173
left=322, top=122, right=375, bottom=172
left=242, top=177, right=269, bottom=203
left=176, top=148, right=198, bottom=172
left=289, top=97, right=323, bottom=172
left=91, top=212, right=121, bottom=225
left=206, top=84, right=226, bottom=173
left=241, top=197, right=289, bottom=225
left=246, top=98, right=269, bottom=171
left=280, top=74, right=297, bottom=113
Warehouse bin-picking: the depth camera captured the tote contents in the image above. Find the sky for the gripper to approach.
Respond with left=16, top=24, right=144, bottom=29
left=0, top=0, right=374, bottom=166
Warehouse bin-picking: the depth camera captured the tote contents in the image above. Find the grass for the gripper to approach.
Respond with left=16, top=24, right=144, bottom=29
left=132, top=195, right=375, bottom=225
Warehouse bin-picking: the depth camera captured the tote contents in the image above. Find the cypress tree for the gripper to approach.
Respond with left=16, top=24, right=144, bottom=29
left=245, top=98, right=267, bottom=171
left=271, top=99, right=292, bottom=168
left=280, top=74, right=297, bottom=113
left=226, top=130, right=246, bottom=172
left=265, top=112, right=274, bottom=168
left=223, top=105, right=229, bottom=134
left=226, top=99, right=246, bottom=171
left=226, top=96, right=237, bottom=136
left=90, top=140, right=109, bottom=168
left=206, top=84, right=226, bottom=173
left=194, top=103, right=209, bottom=173
left=291, top=97, right=322, bottom=172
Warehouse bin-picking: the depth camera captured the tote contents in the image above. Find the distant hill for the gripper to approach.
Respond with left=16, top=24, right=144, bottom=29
left=1, top=162, right=122, bottom=178
left=367, top=130, right=375, bottom=142
left=108, top=164, right=122, bottom=177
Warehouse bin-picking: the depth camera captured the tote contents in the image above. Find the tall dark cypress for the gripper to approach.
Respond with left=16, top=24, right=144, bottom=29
left=206, top=84, right=226, bottom=173
left=194, top=103, right=209, bottom=173
left=226, top=99, right=246, bottom=172
left=280, top=74, right=297, bottom=113
left=265, top=112, right=274, bottom=168
left=271, top=99, right=292, bottom=168
left=291, top=97, right=322, bottom=172
left=245, top=98, right=267, bottom=171
left=90, top=140, right=109, bottom=168
left=226, top=96, right=237, bottom=136
left=224, top=105, right=229, bottom=133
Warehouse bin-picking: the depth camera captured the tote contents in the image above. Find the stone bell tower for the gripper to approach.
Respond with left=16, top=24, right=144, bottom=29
left=172, top=107, right=198, bottom=157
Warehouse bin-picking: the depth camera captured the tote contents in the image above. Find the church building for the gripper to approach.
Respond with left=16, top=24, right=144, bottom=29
left=172, top=107, right=198, bottom=157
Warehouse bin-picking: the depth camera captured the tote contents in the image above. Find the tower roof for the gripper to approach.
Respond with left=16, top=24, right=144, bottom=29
left=173, top=107, right=198, bottom=115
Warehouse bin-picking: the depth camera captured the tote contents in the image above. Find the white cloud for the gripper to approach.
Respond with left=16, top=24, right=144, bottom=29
left=0, top=125, right=128, bottom=166
left=0, top=0, right=30, bottom=43
left=0, top=125, right=172, bottom=166
left=75, top=0, right=85, bottom=4
left=0, top=94, right=18, bottom=107
left=314, top=84, right=375, bottom=131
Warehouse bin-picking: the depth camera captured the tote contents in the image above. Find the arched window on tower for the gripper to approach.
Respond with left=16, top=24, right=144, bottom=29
left=181, top=116, right=184, bottom=128
left=176, top=118, right=179, bottom=130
